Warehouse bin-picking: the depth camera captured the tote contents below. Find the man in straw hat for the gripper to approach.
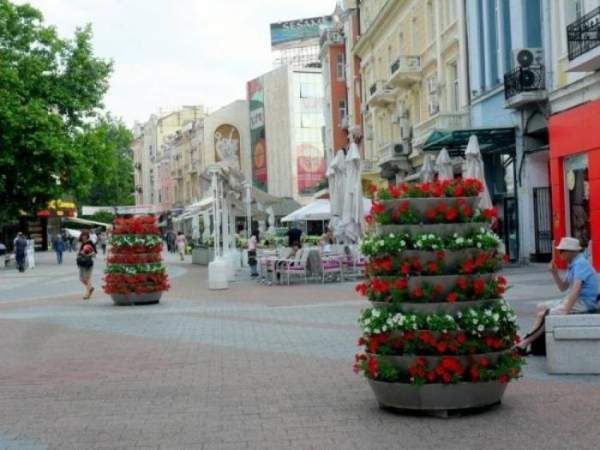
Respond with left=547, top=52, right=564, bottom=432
left=516, top=237, right=599, bottom=355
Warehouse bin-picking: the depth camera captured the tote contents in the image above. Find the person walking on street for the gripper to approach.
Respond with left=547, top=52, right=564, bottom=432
left=14, top=232, right=27, bottom=273
left=76, top=230, right=97, bottom=300
left=176, top=232, right=186, bottom=261
left=287, top=223, right=302, bottom=248
left=52, top=234, right=65, bottom=264
left=25, top=235, right=35, bottom=269
left=98, top=231, right=108, bottom=255
left=248, top=230, right=259, bottom=277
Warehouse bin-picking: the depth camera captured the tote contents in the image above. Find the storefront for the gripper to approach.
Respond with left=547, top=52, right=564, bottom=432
left=35, top=200, right=77, bottom=250
left=549, top=99, right=599, bottom=270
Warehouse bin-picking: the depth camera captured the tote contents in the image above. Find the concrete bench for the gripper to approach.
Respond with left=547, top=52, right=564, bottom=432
left=546, top=314, right=600, bottom=374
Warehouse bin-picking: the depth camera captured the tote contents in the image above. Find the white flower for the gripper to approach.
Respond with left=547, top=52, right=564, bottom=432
left=400, top=240, right=406, bottom=246
left=477, top=243, right=482, bottom=248
left=477, top=324, right=484, bottom=332
left=382, top=325, right=387, bottom=332
left=484, top=310, right=492, bottom=316
left=373, top=328, right=381, bottom=334
left=492, top=313, right=499, bottom=322
left=389, top=233, right=395, bottom=238
left=457, top=312, right=463, bottom=318
left=472, top=319, right=478, bottom=325
left=372, top=310, right=380, bottom=318
left=364, top=318, right=371, bottom=325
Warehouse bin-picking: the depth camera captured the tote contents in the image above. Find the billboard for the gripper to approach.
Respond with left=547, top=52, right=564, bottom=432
left=296, top=143, right=326, bottom=194
left=247, top=77, right=267, bottom=191
left=214, top=124, right=241, bottom=167
left=270, top=16, right=332, bottom=49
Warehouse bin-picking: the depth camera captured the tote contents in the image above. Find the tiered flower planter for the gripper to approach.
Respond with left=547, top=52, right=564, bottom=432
left=355, top=179, right=523, bottom=413
left=103, top=216, right=170, bottom=306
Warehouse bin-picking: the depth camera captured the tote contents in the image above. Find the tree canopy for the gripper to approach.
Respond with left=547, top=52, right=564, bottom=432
left=0, top=0, right=115, bottom=223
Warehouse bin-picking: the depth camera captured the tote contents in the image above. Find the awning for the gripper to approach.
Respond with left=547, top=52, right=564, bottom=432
left=281, top=198, right=372, bottom=223
left=62, top=217, right=112, bottom=229
left=422, top=127, right=516, bottom=156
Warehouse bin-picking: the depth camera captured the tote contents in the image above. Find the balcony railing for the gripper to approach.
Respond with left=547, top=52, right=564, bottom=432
left=320, top=29, right=344, bottom=48
left=367, top=80, right=396, bottom=106
left=389, top=56, right=421, bottom=85
left=504, top=65, right=545, bottom=100
left=567, top=7, right=600, bottom=61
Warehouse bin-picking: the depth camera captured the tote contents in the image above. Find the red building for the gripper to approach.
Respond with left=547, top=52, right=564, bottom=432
left=549, top=99, right=599, bottom=269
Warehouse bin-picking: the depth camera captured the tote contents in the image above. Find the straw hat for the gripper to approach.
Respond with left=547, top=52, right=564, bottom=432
left=556, top=237, right=582, bottom=252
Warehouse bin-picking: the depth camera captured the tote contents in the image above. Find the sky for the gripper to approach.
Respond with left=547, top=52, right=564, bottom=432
left=17, top=0, right=335, bottom=126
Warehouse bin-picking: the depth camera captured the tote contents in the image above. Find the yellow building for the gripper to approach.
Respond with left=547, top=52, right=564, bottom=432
left=353, top=0, right=469, bottom=182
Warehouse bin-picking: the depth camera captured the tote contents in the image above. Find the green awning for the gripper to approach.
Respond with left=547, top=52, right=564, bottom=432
left=423, top=127, right=516, bottom=156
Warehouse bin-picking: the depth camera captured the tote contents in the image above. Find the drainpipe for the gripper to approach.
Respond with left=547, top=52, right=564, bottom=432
left=459, top=0, right=471, bottom=111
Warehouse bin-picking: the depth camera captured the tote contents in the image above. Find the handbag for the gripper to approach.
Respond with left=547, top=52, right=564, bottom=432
left=76, top=254, right=93, bottom=268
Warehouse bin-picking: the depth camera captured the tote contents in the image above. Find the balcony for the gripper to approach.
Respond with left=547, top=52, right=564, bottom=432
left=367, top=80, right=397, bottom=107
left=188, top=160, right=200, bottom=174
left=567, top=7, right=600, bottom=72
left=361, top=159, right=378, bottom=174
left=413, top=113, right=470, bottom=148
left=504, top=65, right=547, bottom=108
left=388, top=56, right=421, bottom=87
left=377, top=141, right=411, bottom=166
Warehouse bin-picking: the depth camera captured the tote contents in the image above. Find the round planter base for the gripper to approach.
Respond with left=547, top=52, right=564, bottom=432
left=111, top=292, right=162, bottom=306
left=367, top=379, right=507, bottom=412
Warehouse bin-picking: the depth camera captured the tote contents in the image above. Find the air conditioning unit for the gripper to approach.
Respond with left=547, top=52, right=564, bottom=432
left=393, top=143, right=405, bottom=155
left=512, top=48, right=543, bottom=68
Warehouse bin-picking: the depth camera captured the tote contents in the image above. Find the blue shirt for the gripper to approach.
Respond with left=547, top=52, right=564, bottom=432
left=566, top=254, right=599, bottom=311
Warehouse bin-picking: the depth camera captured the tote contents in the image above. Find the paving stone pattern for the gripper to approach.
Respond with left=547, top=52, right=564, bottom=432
left=0, top=253, right=599, bottom=450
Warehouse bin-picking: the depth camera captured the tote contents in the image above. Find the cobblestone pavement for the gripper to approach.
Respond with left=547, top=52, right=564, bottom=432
left=0, top=253, right=599, bottom=450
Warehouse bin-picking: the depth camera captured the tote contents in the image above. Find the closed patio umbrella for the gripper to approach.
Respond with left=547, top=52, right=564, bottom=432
left=435, top=148, right=454, bottom=181
left=419, top=153, right=435, bottom=183
left=464, top=135, right=493, bottom=209
left=341, top=137, right=364, bottom=243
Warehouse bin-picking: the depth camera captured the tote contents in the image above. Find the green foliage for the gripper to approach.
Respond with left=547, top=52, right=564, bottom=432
left=0, top=0, right=112, bottom=223
left=84, top=211, right=116, bottom=225
left=74, top=115, right=134, bottom=207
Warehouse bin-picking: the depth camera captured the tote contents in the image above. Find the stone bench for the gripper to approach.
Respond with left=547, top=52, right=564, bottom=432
left=546, top=313, right=600, bottom=374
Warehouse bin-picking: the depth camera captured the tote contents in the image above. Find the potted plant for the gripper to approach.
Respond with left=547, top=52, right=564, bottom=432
left=192, top=236, right=215, bottom=265
left=355, top=179, right=523, bottom=413
left=103, top=215, right=170, bottom=305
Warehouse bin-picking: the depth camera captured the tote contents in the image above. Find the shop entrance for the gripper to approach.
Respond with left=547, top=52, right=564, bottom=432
left=564, top=154, right=590, bottom=247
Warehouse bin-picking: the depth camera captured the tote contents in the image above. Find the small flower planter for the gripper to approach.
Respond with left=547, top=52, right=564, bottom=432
left=377, top=223, right=491, bottom=237
left=111, top=292, right=162, bottom=306
left=380, top=197, right=478, bottom=216
left=372, top=351, right=511, bottom=373
left=369, top=298, right=495, bottom=315
left=367, top=379, right=507, bottom=411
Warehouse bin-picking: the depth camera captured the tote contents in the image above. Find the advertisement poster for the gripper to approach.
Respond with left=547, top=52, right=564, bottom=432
left=247, top=77, right=267, bottom=191
left=296, top=143, right=326, bottom=194
left=214, top=124, right=240, bottom=167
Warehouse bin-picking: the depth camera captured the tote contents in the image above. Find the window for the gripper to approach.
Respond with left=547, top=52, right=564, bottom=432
left=448, top=62, right=459, bottom=112
left=338, top=100, right=347, bottom=124
left=427, top=75, right=439, bottom=116
left=427, top=1, right=436, bottom=43
left=336, top=53, right=345, bottom=81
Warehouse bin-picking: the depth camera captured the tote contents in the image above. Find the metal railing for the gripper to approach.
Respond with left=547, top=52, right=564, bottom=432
left=503, top=65, right=545, bottom=100
left=567, top=7, right=600, bottom=60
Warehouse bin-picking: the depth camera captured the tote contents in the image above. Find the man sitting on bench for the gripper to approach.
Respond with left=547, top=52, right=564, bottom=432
left=516, top=237, right=599, bottom=355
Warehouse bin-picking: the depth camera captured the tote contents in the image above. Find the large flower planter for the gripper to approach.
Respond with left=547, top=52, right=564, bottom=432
left=355, top=179, right=521, bottom=414
left=192, top=247, right=214, bottom=265
left=103, top=216, right=170, bottom=305
left=367, top=379, right=507, bottom=411
left=111, top=292, right=162, bottom=306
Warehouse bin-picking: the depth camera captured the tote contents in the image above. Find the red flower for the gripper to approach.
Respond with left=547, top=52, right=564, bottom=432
left=425, top=208, right=437, bottom=220
left=462, top=260, right=475, bottom=274
left=401, top=264, right=411, bottom=275
left=499, top=374, right=509, bottom=384
left=371, top=202, right=385, bottom=214
left=365, top=214, right=374, bottom=225
left=447, top=292, right=458, bottom=303
left=454, top=185, right=464, bottom=197
left=427, top=261, right=439, bottom=273
left=416, top=357, right=427, bottom=367
left=394, top=278, right=408, bottom=290
left=497, top=285, right=506, bottom=295
left=369, top=184, right=378, bottom=194
left=355, top=283, right=368, bottom=296
left=446, top=207, right=458, bottom=221
left=437, top=201, right=448, bottom=213
left=399, top=201, right=410, bottom=213
left=483, top=208, right=498, bottom=219
left=413, top=287, right=424, bottom=298
left=497, top=275, right=507, bottom=285
left=456, top=333, right=467, bottom=344
left=456, top=277, right=468, bottom=290
left=470, top=366, right=481, bottom=381
left=388, top=185, right=400, bottom=198
left=473, top=278, right=486, bottom=295
left=478, top=356, right=490, bottom=367
left=435, top=250, right=445, bottom=260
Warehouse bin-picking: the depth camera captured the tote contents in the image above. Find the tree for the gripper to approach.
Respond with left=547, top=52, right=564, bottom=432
left=0, top=0, right=112, bottom=223
left=75, top=115, right=134, bottom=207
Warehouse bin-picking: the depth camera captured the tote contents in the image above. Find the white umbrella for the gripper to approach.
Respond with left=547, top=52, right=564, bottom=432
left=329, top=149, right=346, bottom=236
left=419, top=153, right=435, bottom=183
left=341, top=139, right=364, bottom=243
left=435, top=148, right=454, bottom=181
left=464, top=135, right=493, bottom=209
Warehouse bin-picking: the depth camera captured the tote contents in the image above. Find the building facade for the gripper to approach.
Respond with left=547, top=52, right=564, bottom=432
left=132, top=106, right=205, bottom=210
left=353, top=0, right=470, bottom=182
left=248, top=66, right=326, bottom=204
left=546, top=0, right=600, bottom=270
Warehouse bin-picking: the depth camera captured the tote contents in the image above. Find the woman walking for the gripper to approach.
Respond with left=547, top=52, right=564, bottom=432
left=175, top=232, right=186, bottom=261
left=76, top=230, right=97, bottom=300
